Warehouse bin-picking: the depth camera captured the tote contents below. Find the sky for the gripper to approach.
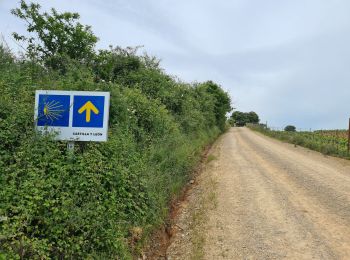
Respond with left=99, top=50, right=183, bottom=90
left=1, top=0, right=350, bottom=129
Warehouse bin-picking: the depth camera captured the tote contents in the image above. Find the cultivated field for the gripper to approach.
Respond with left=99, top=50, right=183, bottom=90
left=249, top=125, right=349, bottom=159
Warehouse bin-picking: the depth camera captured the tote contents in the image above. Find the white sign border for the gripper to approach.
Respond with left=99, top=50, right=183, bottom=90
left=34, top=90, right=110, bottom=142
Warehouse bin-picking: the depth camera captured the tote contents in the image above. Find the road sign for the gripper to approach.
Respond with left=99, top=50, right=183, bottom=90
left=37, top=94, right=70, bottom=127
left=73, top=96, right=105, bottom=127
left=34, top=90, right=110, bottom=141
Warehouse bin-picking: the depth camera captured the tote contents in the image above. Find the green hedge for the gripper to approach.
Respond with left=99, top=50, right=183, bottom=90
left=0, top=45, right=231, bottom=259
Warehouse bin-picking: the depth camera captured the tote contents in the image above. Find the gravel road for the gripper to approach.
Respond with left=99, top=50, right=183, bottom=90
left=166, top=127, right=350, bottom=259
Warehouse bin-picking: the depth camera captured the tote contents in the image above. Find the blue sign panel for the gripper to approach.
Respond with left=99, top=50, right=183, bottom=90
left=35, top=90, right=110, bottom=141
left=37, top=94, right=70, bottom=127
left=72, top=95, right=105, bottom=128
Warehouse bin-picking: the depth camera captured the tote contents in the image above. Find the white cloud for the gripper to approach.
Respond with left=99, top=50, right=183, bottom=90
left=1, top=0, right=349, bottom=129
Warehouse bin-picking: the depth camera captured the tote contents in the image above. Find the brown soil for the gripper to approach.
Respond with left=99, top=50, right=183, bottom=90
left=143, top=143, right=213, bottom=259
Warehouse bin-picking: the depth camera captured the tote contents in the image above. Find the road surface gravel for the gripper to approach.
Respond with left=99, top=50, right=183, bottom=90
left=166, top=127, right=350, bottom=259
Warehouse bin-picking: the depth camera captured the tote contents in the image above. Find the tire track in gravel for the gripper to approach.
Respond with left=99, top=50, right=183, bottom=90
left=165, top=127, right=350, bottom=259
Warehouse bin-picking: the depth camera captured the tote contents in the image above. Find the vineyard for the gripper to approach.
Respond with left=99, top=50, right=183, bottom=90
left=248, top=125, right=350, bottom=159
left=314, top=130, right=348, bottom=139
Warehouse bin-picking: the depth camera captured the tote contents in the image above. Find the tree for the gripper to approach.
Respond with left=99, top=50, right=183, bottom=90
left=202, top=81, right=232, bottom=131
left=284, top=125, right=296, bottom=132
left=230, top=111, right=260, bottom=126
left=246, top=111, right=259, bottom=124
left=93, top=46, right=142, bottom=82
left=11, top=0, right=98, bottom=67
left=230, top=111, right=247, bottom=126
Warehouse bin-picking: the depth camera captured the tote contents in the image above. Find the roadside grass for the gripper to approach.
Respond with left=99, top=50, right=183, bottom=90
left=248, top=125, right=350, bottom=160
left=206, top=154, right=217, bottom=163
left=190, top=159, right=218, bottom=260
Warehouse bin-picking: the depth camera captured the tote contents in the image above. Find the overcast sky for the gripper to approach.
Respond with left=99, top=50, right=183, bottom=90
left=1, top=0, right=350, bottom=129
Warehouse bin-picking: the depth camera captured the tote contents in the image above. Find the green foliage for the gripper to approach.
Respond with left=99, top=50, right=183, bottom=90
left=11, top=0, right=98, bottom=67
left=246, top=112, right=259, bottom=124
left=284, top=125, right=296, bottom=132
left=1, top=2, right=232, bottom=258
left=0, top=42, right=230, bottom=260
left=93, top=46, right=142, bottom=83
left=230, top=111, right=259, bottom=126
left=248, top=125, right=349, bottom=159
left=200, top=81, right=232, bottom=131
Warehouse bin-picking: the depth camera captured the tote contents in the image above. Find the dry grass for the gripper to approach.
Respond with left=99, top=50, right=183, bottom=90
left=206, top=154, right=217, bottom=163
left=189, top=166, right=218, bottom=260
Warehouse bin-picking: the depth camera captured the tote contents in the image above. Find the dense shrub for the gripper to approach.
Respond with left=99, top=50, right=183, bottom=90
left=0, top=37, right=230, bottom=259
left=0, top=2, right=232, bottom=257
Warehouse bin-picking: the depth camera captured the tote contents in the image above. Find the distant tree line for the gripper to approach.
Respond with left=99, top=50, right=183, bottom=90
left=229, top=111, right=259, bottom=126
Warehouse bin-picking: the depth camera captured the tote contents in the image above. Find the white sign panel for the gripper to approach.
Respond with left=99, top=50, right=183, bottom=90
left=34, top=90, right=110, bottom=141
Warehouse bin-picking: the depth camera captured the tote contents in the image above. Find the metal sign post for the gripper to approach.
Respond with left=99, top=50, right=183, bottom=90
left=67, top=141, right=75, bottom=160
left=348, top=118, right=350, bottom=155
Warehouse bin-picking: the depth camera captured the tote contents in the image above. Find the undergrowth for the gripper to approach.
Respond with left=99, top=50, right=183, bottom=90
left=0, top=43, right=231, bottom=258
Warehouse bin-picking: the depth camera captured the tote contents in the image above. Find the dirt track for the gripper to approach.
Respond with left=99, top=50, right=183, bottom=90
left=166, top=127, right=350, bottom=259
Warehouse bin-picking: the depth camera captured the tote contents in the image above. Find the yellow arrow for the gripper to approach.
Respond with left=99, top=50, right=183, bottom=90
left=78, top=101, right=99, bottom=122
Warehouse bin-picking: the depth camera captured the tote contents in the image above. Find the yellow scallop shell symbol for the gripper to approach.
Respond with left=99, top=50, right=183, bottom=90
left=43, top=100, right=65, bottom=121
